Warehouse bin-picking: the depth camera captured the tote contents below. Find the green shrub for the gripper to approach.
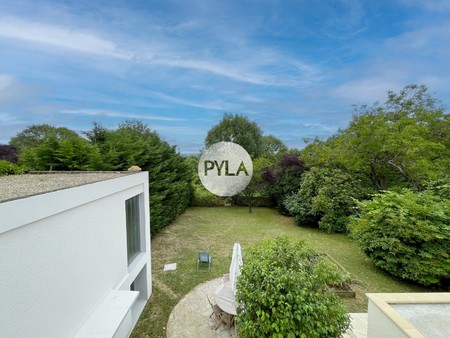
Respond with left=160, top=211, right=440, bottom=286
left=284, top=167, right=364, bottom=233
left=190, top=185, right=228, bottom=207
left=350, top=189, right=450, bottom=286
left=0, top=160, right=25, bottom=176
left=236, top=236, right=350, bottom=338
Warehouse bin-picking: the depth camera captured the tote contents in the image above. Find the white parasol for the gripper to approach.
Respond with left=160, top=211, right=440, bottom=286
left=229, top=241, right=243, bottom=294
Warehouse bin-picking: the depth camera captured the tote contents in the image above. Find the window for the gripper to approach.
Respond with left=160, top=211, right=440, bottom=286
left=125, top=195, right=141, bottom=265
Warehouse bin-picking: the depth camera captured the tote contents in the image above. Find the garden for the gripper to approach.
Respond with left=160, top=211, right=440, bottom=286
left=1, top=84, right=449, bottom=337
left=130, top=206, right=437, bottom=338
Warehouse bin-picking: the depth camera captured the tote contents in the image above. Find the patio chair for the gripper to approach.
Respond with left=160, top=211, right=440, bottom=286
left=207, top=296, right=223, bottom=329
left=207, top=296, right=234, bottom=330
left=197, top=251, right=212, bottom=271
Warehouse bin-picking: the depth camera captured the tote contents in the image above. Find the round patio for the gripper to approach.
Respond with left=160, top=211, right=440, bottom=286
left=166, top=277, right=237, bottom=338
left=166, top=277, right=365, bottom=338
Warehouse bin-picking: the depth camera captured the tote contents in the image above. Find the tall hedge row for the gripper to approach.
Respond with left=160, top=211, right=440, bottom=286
left=7, top=121, right=193, bottom=234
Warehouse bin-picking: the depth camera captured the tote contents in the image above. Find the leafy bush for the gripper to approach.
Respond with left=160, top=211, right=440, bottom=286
left=350, top=189, right=450, bottom=286
left=0, top=144, right=18, bottom=163
left=284, top=167, right=364, bottom=233
left=0, top=160, right=25, bottom=176
left=264, top=152, right=307, bottom=213
left=236, top=236, right=350, bottom=338
left=190, top=184, right=227, bottom=207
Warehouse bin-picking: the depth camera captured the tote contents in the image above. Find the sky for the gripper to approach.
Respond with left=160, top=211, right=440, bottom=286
left=1, top=0, right=449, bottom=154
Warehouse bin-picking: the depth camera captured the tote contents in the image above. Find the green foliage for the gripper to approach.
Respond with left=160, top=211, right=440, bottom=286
left=239, top=156, right=273, bottom=213
left=0, top=160, right=25, bottom=176
left=261, top=135, right=288, bottom=158
left=350, top=189, right=450, bottom=286
left=11, top=124, right=93, bottom=171
left=87, top=120, right=193, bottom=234
left=0, top=144, right=18, bottom=163
left=205, top=113, right=264, bottom=159
left=285, top=168, right=364, bottom=233
left=191, top=185, right=228, bottom=207
left=10, top=124, right=80, bottom=152
left=10, top=121, right=193, bottom=234
left=264, top=152, right=307, bottom=213
left=302, top=85, right=449, bottom=191
left=236, top=236, right=350, bottom=338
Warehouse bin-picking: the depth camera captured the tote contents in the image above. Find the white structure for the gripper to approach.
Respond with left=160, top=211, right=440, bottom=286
left=367, top=293, right=450, bottom=338
left=0, top=172, right=152, bottom=338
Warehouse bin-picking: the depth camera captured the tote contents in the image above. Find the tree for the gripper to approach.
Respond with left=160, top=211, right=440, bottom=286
left=0, top=144, right=18, bottom=163
left=261, top=135, right=288, bottom=158
left=302, top=85, right=449, bottom=191
left=10, top=124, right=87, bottom=170
left=264, top=152, right=307, bottom=213
left=236, top=236, right=350, bottom=337
left=85, top=120, right=193, bottom=234
left=239, top=156, right=272, bottom=213
left=10, top=124, right=79, bottom=152
left=205, top=113, right=264, bottom=159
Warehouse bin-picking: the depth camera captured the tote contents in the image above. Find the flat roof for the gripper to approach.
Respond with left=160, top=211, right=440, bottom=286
left=0, top=172, right=131, bottom=203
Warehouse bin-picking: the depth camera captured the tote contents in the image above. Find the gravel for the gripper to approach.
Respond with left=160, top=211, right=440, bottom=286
left=0, top=172, right=129, bottom=203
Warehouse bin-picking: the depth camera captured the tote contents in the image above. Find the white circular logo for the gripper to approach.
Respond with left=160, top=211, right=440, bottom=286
left=198, top=142, right=253, bottom=197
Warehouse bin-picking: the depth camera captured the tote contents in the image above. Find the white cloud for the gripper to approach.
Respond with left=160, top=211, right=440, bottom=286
left=146, top=91, right=238, bottom=111
left=0, top=17, right=132, bottom=59
left=0, top=14, right=320, bottom=87
left=61, top=109, right=185, bottom=121
left=385, top=23, right=450, bottom=57
left=331, top=78, right=404, bottom=104
left=400, top=0, right=450, bottom=12
left=0, top=74, right=42, bottom=104
left=0, top=74, right=15, bottom=91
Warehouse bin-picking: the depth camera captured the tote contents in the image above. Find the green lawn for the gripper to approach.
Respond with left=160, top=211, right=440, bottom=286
left=131, top=207, right=430, bottom=338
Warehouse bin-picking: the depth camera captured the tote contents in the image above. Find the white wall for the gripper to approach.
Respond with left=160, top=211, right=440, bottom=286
left=0, top=172, right=151, bottom=338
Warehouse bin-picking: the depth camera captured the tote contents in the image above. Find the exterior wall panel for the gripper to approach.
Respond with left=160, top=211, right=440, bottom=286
left=0, top=172, right=151, bottom=338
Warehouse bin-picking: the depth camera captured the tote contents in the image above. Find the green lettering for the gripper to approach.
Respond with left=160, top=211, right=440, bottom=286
left=214, top=160, right=225, bottom=176
left=236, top=161, right=249, bottom=176
left=204, top=160, right=214, bottom=176
left=225, top=160, right=235, bottom=176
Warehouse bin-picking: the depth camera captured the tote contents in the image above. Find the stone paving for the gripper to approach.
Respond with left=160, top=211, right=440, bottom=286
left=167, top=277, right=236, bottom=338
left=166, top=277, right=368, bottom=338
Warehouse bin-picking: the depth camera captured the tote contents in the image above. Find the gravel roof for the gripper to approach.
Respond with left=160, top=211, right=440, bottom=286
left=0, top=172, right=130, bottom=203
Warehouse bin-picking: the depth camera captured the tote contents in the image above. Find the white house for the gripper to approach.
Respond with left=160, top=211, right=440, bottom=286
left=0, top=172, right=152, bottom=338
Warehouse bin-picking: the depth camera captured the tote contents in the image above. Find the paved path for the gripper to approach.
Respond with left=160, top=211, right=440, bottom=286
left=166, top=277, right=367, bottom=338
left=167, top=278, right=236, bottom=338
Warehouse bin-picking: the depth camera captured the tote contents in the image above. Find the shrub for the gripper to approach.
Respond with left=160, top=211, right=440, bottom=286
left=264, top=152, right=307, bottom=214
left=236, top=236, right=350, bottom=338
left=350, top=189, right=450, bottom=286
left=284, top=167, right=364, bottom=233
left=191, top=184, right=228, bottom=207
left=0, top=160, right=25, bottom=176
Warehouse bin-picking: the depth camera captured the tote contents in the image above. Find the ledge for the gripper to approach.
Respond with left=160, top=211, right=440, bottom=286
left=74, top=290, right=139, bottom=338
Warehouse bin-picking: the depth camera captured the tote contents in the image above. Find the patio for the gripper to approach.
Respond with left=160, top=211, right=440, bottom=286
left=166, top=277, right=236, bottom=338
left=166, top=277, right=367, bottom=338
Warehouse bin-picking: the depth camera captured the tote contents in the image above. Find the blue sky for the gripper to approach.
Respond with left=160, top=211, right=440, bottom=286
left=1, top=0, right=449, bottom=154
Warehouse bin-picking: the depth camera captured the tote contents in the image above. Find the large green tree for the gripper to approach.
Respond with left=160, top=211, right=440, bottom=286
left=86, top=120, right=193, bottom=234
left=205, top=113, right=265, bottom=159
left=10, top=124, right=79, bottom=152
left=302, top=85, right=449, bottom=191
left=11, top=124, right=92, bottom=171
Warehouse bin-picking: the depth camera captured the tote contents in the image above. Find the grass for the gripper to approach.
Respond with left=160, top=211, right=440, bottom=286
left=131, top=207, right=430, bottom=338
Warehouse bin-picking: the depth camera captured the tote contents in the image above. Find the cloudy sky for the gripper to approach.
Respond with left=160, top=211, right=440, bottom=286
left=1, top=0, right=449, bottom=154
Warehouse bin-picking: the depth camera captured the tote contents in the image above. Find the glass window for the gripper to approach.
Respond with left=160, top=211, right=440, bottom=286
left=126, top=195, right=141, bottom=265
